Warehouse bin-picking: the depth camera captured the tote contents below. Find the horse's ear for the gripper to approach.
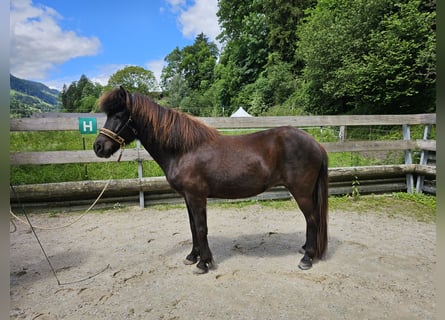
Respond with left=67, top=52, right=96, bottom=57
left=118, top=86, right=132, bottom=111
left=119, top=86, right=127, bottom=100
left=125, top=89, right=132, bottom=111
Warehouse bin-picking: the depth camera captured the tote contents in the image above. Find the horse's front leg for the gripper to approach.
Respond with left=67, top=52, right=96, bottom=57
left=184, top=195, right=214, bottom=274
left=183, top=202, right=199, bottom=265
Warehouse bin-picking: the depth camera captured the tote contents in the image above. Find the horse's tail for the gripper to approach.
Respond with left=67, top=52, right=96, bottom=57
left=314, top=146, right=329, bottom=259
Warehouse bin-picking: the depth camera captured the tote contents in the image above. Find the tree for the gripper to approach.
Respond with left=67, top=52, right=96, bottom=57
left=248, top=53, right=299, bottom=115
left=217, top=0, right=262, bottom=43
left=165, top=74, right=190, bottom=108
left=161, top=47, right=183, bottom=92
left=217, top=0, right=268, bottom=86
left=180, top=33, right=218, bottom=91
left=216, top=0, right=268, bottom=109
left=160, top=34, right=218, bottom=111
left=61, top=81, right=79, bottom=112
left=158, top=0, right=435, bottom=116
left=215, top=0, right=314, bottom=113
left=296, top=0, right=436, bottom=114
left=60, top=75, right=102, bottom=112
left=355, top=0, right=436, bottom=114
left=263, top=0, right=316, bottom=65
left=106, top=66, right=158, bottom=95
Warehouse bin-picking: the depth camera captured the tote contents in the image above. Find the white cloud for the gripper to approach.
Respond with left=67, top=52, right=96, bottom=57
left=90, top=64, right=128, bottom=86
left=146, top=59, right=165, bottom=87
left=166, top=0, right=220, bottom=42
left=165, top=0, right=186, bottom=12
left=10, top=0, right=101, bottom=80
left=44, top=64, right=126, bottom=91
left=45, top=63, right=162, bottom=92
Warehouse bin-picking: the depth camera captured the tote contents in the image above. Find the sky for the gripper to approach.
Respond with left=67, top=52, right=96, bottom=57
left=10, top=0, right=220, bottom=90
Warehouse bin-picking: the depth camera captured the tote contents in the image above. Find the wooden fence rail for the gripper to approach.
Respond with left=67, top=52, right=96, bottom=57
left=10, top=113, right=436, bottom=131
left=10, top=113, right=436, bottom=208
left=9, top=139, right=436, bottom=165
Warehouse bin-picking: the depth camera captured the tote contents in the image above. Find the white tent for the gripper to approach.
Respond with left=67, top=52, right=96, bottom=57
left=230, top=107, right=252, bottom=117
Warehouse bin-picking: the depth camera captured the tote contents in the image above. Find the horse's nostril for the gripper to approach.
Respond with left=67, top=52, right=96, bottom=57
left=94, top=142, right=102, bottom=154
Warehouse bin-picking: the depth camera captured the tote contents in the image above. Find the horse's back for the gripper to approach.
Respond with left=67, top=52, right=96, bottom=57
left=233, top=125, right=324, bottom=164
left=207, top=125, right=325, bottom=176
left=171, top=126, right=325, bottom=198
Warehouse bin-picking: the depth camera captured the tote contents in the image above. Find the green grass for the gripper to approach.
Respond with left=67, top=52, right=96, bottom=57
left=207, top=192, right=436, bottom=223
left=8, top=152, right=398, bottom=185
left=10, top=131, right=164, bottom=185
left=10, top=121, right=435, bottom=225
left=10, top=131, right=97, bottom=152
left=10, top=161, right=164, bottom=184
left=145, top=192, right=436, bottom=223
left=328, top=192, right=435, bottom=222
left=10, top=124, right=435, bottom=185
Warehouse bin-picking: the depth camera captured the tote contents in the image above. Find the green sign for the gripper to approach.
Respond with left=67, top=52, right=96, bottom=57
left=78, top=117, right=97, bottom=134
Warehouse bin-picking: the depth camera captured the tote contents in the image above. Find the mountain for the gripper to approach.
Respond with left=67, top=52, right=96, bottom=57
left=10, top=74, right=61, bottom=117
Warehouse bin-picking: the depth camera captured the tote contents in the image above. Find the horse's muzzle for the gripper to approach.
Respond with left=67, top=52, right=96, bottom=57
left=93, top=141, right=111, bottom=158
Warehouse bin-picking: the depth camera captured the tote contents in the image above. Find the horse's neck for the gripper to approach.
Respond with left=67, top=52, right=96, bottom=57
left=133, top=102, right=187, bottom=175
left=138, top=128, right=174, bottom=175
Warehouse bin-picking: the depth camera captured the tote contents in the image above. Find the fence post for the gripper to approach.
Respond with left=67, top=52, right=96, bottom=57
left=402, top=124, right=414, bottom=193
left=339, top=125, right=346, bottom=142
left=415, top=125, right=431, bottom=193
left=137, top=140, right=145, bottom=208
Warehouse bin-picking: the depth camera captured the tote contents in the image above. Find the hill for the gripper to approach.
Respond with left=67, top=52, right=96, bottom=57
left=10, top=74, right=61, bottom=118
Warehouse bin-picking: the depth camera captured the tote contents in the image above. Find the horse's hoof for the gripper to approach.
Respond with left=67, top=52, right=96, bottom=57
left=192, top=260, right=215, bottom=274
left=183, top=254, right=198, bottom=265
left=183, top=258, right=197, bottom=265
left=298, top=257, right=312, bottom=270
left=193, top=265, right=208, bottom=275
left=298, top=244, right=306, bottom=254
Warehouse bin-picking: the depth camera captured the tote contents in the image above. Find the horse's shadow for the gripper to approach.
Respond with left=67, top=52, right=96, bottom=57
left=168, top=231, right=338, bottom=266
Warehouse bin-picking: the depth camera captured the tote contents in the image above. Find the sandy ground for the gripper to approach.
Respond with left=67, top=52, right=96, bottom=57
left=10, top=202, right=436, bottom=319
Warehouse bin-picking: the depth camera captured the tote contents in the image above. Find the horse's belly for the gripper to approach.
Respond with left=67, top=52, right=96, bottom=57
left=207, top=174, right=279, bottom=199
left=208, top=186, right=268, bottom=199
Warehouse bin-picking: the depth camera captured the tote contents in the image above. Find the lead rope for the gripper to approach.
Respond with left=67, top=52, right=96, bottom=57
left=11, top=184, right=112, bottom=285
left=10, top=176, right=112, bottom=231
left=9, top=151, right=127, bottom=285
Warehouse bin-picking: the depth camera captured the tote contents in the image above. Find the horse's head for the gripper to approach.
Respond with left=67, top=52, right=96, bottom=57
left=93, top=86, right=138, bottom=158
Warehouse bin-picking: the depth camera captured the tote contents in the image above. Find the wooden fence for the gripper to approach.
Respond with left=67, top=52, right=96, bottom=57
left=10, top=113, right=436, bottom=209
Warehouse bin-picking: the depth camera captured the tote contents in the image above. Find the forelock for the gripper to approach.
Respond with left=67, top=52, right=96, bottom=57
left=99, top=88, right=127, bottom=115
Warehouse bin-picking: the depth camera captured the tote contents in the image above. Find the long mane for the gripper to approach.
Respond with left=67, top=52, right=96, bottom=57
left=132, top=93, right=220, bottom=153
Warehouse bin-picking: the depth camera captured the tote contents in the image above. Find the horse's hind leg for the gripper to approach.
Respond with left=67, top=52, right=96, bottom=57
left=290, top=191, right=318, bottom=270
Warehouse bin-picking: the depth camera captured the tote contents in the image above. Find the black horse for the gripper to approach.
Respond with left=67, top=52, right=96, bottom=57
left=94, top=87, right=329, bottom=273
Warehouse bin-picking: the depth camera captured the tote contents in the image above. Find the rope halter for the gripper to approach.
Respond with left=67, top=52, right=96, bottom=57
left=99, top=127, right=126, bottom=148
left=98, top=89, right=137, bottom=162
left=98, top=115, right=137, bottom=162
